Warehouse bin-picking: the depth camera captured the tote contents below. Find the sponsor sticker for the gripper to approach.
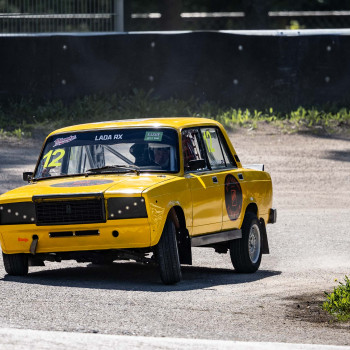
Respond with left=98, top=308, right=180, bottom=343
left=94, top=134, right=123, bottom=141
left=53, top=135, right=77, bottom=147
left=144, top=131, right=163, bottom=142
left=224, top=174, right=242, bottom=221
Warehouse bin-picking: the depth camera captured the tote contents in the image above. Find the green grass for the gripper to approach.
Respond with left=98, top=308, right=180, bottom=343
left=323, top=276, right=350, bottom=322
left=0, top=90, right=349, bottom=138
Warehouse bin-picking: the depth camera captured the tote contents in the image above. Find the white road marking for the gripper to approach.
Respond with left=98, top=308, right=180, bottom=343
left=0, top=328, right=349, bottom=350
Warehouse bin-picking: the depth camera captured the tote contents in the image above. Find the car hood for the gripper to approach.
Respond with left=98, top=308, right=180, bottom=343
left=0, top=174, right=174, bottom=202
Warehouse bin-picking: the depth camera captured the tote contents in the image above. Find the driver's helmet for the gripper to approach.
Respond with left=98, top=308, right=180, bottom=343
left=130, top=143, right=149, bottom=166
left=149, top=143, right=171, bottom=169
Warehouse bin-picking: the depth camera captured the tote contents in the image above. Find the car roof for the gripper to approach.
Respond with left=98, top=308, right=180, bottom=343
left=48, top=117, right=222, bottom=136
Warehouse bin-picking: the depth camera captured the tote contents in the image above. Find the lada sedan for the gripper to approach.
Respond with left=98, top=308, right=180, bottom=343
left=0, top=118, right=276, bottom=284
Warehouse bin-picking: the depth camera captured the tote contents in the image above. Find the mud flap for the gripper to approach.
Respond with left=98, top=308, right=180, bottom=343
left=169, top=208, right=192, bottom=265
left=30, top=235, right=39, bottom=255
left=178, top=229, right=192, bottom=265
left=260, top=220, right=270, bottom=254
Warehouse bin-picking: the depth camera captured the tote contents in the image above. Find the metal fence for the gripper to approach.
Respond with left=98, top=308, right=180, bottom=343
left=1, top=1, right=350, bottom=33
left=0, top=0, right=123, bottom=33
left=131, top=11, right=350, bottom=31
left=269, top=11, right=350, bottom=30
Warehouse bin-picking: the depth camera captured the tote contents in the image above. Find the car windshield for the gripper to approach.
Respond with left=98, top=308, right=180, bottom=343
left=34, top=128, right=179, bottom=179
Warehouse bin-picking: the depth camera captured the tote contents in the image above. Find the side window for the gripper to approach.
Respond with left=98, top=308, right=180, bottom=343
left=217, top=129, right=237, bottom=168
left=200, top=128, right=226, bottom=169
left=200, top=127, right=237, bottom=170
left=182, top=128, right=208, bottom=172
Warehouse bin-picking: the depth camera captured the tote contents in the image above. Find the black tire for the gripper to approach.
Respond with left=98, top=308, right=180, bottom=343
left=2, top=252, right=29, bottom=276
left=230, top=212, right=262, bottom=273
left=155, top=218, right=182, bottom=285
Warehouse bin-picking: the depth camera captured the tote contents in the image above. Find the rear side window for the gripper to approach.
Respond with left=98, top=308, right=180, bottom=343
left=200, top=127, right=236, bottom=170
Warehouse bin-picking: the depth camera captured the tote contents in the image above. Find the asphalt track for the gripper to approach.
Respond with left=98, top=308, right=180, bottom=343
left=0, top=130, right=349, bottom=348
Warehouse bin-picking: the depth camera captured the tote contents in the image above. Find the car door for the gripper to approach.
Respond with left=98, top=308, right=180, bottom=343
left=182, top=127, right=224, bottom=236
left=199, top=127, right=242, bottom=232
left=199, top=126, right=242, bottom=231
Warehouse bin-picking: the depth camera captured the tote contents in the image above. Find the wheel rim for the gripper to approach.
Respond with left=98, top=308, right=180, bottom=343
left=248, top=223, right=261, bottom=264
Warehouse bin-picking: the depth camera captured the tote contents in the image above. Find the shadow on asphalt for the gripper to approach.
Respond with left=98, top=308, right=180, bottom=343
left=323, top=149, right=350, bottom=162
left=1, top=262, right=281, bottom=292
left=297, top=130, right=350, bottom=142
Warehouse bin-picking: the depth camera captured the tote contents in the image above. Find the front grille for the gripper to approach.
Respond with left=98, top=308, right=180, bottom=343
left=34, top=195, right=105, bottom=226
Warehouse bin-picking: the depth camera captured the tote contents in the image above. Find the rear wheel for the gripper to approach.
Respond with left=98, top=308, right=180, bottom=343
left=2, top=252, right=28, bottom=276
left=155, top=218, right=182, bottom=284
left=230, top=213, right=262, bottom=273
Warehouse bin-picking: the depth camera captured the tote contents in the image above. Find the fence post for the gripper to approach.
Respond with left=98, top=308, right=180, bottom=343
left=114, top=0, right=124, bottom=32
left=243, top=0, right=269, bottom=29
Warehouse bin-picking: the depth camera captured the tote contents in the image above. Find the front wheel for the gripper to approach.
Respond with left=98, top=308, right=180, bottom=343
left=230, top=213, right=262, bottom=273
left=155, top=218, right=182, bottom=285
left=2, top=252, right=28, bottom=276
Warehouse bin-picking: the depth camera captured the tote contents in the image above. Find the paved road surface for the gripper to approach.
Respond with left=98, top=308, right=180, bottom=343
left=0, top=130, right=349, bottom=346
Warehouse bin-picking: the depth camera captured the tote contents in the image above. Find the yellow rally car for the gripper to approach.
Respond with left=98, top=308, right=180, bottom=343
left=0, top=118, right=276, bottom=284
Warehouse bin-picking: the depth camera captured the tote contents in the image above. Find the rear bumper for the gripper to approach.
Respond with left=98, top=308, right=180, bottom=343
left=268, top=208, right=277, bottom=224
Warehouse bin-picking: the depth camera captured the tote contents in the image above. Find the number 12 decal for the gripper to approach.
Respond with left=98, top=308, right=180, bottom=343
left=203, top=130, right=215, bottom=153
left=43, top=149, right=65, bottom=168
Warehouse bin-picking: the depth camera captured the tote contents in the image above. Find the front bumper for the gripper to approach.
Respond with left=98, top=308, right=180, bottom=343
left=0, top=218, right=151, bottom=254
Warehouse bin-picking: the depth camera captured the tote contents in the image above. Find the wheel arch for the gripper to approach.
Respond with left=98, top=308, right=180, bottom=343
left=243, top=202, right=269, bottom=255
left=169, top=205, right=186, bottom=231
left=244, top=202, right=258, bottom=217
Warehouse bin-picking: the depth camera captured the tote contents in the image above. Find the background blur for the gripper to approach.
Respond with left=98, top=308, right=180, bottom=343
left=1, top=1, right=350, bottom=112
left=1, top=0, right=350, bottom=33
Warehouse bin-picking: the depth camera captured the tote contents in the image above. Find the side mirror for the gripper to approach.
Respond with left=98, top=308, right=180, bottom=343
left=188, top=159, right=206, bottom=171
left=23, top=172, right=34, bottom=182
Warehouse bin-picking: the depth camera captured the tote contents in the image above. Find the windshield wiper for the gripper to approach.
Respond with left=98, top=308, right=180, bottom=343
left=86, top=165, right=140, bottom=176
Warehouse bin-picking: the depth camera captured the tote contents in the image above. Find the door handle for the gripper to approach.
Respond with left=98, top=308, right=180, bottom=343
left=212, top=176, right=218, bottom=184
